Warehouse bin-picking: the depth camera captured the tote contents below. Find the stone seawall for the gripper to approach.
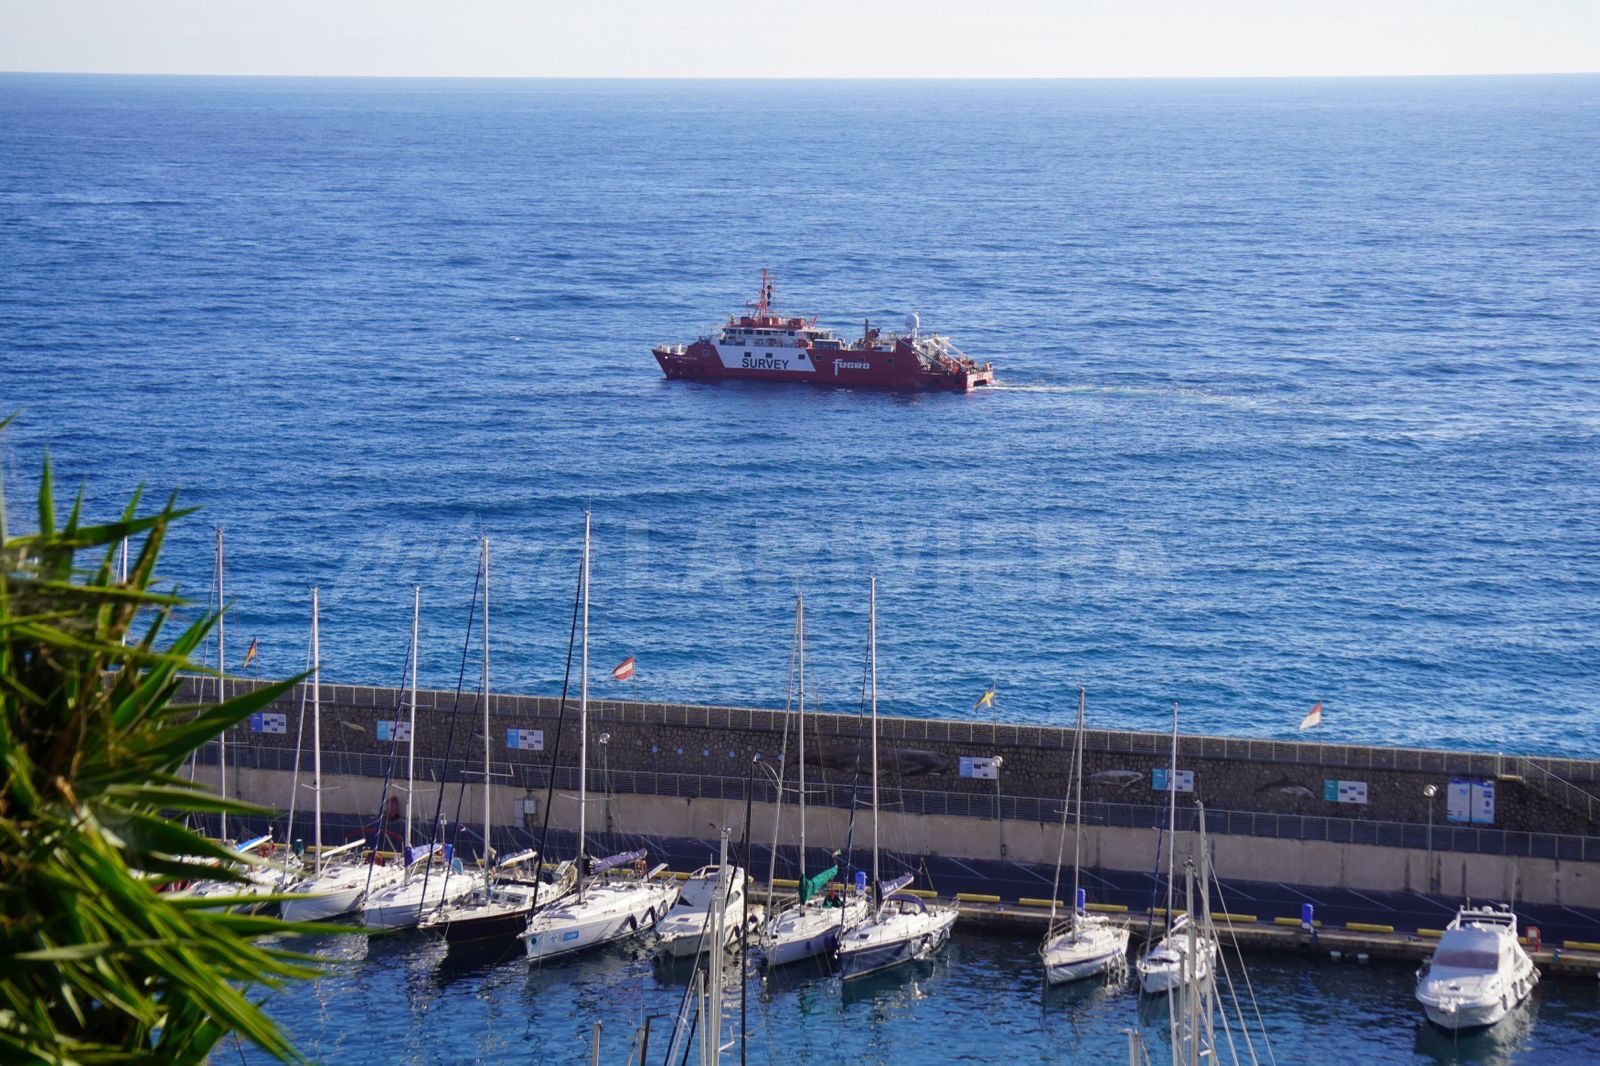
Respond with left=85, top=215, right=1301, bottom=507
left=199, top=678, right=1600, bottom=853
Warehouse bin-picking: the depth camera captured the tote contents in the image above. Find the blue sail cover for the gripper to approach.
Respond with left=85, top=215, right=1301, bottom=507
left=593, top=849, right=646, bottom=874
left=879, top=872, right=914, bottom=898
left=236, top=834, right=273, bottom=855
left=404, top=842, right=442, bottom=866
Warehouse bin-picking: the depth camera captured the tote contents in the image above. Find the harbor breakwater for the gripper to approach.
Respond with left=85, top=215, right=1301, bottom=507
left=192, top=679, right=1600, bottom=908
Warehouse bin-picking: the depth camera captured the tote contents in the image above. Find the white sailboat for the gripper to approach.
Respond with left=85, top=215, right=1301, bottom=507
left=363, top=551, right=494, bottom=931
left=424, top=545, right=578, bottom=944
left=281, top=586, right=406, bottom=922
left=1415, top=903, right=1539, bottom=1031
left=836, top=576, right=957, bottom=981
left=1126, top=803, right=1275, bottom=1066
left=1137, top=703, right=1216, bottom=995
left=176, top=832, right=297, bottom=911
left=522, top=512, right=680, bottom=963
left=1040, top=687, right=1130, bottom=985
left=761, top=592, right=870, bottom=968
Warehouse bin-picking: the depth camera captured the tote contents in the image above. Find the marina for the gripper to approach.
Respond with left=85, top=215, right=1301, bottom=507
left=187, top=667, right=1600, bottom=1059
left=6, top=67, right=1599, bottom=1064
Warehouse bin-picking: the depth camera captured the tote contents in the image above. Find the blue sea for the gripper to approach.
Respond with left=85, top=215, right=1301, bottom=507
left=4, top=73, right=1600, bottom=1064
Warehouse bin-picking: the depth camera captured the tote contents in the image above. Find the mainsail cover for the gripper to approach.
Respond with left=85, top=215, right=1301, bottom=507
left=878, top=872, right=914, bottom=899
left=593, top=849, right=646, bottom=874
left=798, top=864, right=839, bottom=904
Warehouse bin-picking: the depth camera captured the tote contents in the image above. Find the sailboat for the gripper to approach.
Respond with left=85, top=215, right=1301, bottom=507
left=175, top=832, right=295, bottom=912
left=1040, top=687, right=1130, bottom=985
left=1136, top=703, right=1217, bottom=995
left=423, top=541, right=577, bottom=945
left=761, top=592, right=869, bottom=968
left=836, top=576, right=958, bottom=981
left=362, top=549, right=492, bottom=930
left=281, top=587, right=406, bottom=922
left=522, top=513, right=680, bottom=963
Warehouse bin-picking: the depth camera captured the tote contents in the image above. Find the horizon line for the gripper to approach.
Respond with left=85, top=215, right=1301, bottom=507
left=3, top=69, right=1599, bottom=82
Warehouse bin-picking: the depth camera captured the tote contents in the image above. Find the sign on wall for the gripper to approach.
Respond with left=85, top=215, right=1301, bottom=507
left=249, top=712, right=287, bottom=734
left=507, top=729, right=544, bottom=751
left=1323, top=779, right=1369, bottom=804
left=376, top=720, right=412, bottom=742
left=1151, top=769, right=1195, bottom=793
left=959, top=756, right=1000, bottom=780
left=1448, top=778, right=1495, bottom=824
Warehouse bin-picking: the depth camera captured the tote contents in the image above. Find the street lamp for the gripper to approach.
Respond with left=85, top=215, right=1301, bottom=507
left=992, top=756, right=1005, bottom=859
left=1423, top=784, right=1438, bottom=893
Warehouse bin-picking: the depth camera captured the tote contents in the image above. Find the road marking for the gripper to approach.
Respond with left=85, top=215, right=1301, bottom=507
left=1008, top=861, right=1055, bottom=885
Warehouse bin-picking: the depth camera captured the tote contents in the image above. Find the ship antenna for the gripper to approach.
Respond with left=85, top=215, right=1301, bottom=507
left=755, top=267, right=772, bottom=320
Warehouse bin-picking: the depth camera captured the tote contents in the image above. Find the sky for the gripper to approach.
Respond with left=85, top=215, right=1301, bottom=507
left=0, top=0, right=1596, bottom=79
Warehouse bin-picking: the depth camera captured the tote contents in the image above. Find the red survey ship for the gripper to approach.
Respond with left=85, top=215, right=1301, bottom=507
left=653, top=271, right=995, bottom=391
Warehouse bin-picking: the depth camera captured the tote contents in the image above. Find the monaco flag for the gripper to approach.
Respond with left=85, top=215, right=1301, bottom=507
left=1298, top=701, right=1323, bottom=730
left=611, top=656, right=636, bottom=682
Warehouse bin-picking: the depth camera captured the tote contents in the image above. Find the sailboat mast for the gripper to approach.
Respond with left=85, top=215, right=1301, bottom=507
left=117, top=537, right=128, bottom=646
left=482, top=538, right=492, bottom=887
left=215, top=527, right=227, bottom=842
left=407, top=586, right=419, bottom=849
left=869, top=576, right=879, bottom=896
left=312, top=586, right=322, bottom=876
left=578, top=512, right=591, bottom=897
left=1071, top=687, right=1085, bottom=918
left=1165, top=702, right=1179, bottom=922
left=797, top=593, right=807, bottom=880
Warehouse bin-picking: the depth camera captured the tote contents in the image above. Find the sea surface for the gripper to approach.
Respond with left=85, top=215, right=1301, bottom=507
left=3, top=74, right=1600, bottom=1063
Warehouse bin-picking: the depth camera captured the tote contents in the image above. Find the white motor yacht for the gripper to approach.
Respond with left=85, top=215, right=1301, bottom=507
left=655, top=865, right=749, bottom=959
left=1416, top=904, right=1539, bottom=1031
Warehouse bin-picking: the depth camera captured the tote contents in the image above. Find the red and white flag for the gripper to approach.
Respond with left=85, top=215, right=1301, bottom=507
left=611, top=656, right=636, bottom=682
left=1298, top=701, right=1323, bottom=731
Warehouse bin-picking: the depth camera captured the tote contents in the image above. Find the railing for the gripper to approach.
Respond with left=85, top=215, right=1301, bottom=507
left=212, top=738, right=1599, bottom=865
left=1516, top=757, right=1600, bottom=827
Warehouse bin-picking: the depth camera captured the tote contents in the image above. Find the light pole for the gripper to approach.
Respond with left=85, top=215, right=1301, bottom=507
left=1423, top=784, right=1438, bottom=893
left=992, top=756, right=1005, bottom=859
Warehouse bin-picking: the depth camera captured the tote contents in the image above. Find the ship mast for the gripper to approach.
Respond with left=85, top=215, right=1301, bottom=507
left=752, top=267, right=773, bottom=322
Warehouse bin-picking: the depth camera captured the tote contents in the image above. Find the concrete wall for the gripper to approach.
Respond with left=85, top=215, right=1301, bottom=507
left=205, top=765, right=1600, bottom=910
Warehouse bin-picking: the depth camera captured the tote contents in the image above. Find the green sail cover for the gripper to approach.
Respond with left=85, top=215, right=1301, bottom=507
left=798, top=864, right=839, bottom=904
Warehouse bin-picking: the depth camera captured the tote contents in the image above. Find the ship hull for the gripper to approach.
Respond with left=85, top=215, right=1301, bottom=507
left=654, top=340, right=992, bottom=392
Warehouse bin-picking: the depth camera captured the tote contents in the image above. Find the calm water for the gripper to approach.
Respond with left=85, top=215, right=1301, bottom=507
left=241, top=929, right=1600, bottom=1065
left=4, top=74, right=1600, bottom=1062
left=2, top=75, right=1598, bottom=756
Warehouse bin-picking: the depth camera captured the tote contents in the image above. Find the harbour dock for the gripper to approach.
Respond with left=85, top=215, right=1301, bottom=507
left=193, top=678, right=1600, bottom=945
